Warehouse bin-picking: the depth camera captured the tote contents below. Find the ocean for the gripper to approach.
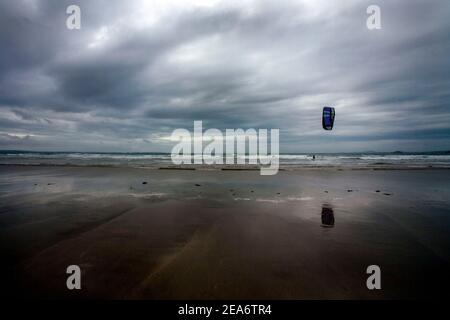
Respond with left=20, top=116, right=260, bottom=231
left=1, top=150, right=450, bottom=169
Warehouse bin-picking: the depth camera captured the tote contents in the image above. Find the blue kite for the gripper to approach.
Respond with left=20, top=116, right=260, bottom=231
left=322, top=106, right=335, bottom=130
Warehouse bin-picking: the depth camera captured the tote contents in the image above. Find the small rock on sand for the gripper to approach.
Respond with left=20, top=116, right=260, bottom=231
left=142, top=181, right=147, bottom=185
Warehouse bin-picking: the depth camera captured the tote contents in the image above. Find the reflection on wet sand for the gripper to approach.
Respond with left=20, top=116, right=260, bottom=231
left=321, top=204, right=335, bottom=228
left=2, top=166, right=450, bottom=299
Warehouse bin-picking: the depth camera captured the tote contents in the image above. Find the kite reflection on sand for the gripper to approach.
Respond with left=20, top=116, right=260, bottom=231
left=321, top=204, right=335, bottom=228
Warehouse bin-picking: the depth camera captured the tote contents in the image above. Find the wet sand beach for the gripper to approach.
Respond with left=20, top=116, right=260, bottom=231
left=1, top=165, right=450, bottom=299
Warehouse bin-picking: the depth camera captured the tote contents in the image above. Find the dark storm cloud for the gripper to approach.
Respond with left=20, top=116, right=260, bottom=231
left=0, top=0, right=449, bottom=152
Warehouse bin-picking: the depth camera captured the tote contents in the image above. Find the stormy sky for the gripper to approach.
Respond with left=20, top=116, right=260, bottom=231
left=0, top=0, right=449, bottom=153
